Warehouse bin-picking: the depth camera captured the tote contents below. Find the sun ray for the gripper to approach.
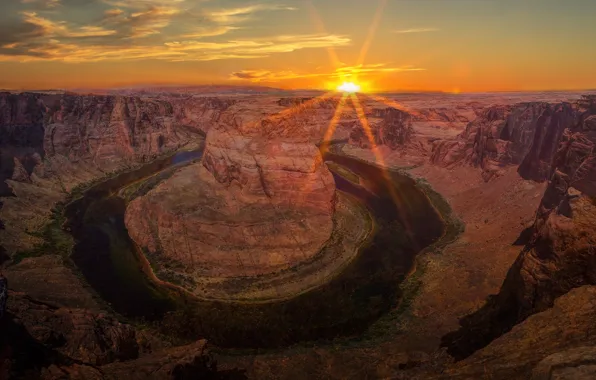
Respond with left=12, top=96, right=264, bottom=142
left=364, top=93, right=420, bottom=117
left=351, top=94, right=419, bottom=249
left=350, top=94, right=386, bottom=166
left=320, top=93, right=348, bottom=154
left=357, top=0, right=387, bottom=67
left=274, top=91, right=336, bottom=119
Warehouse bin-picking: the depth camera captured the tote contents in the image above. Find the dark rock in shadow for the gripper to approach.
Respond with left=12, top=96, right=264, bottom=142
left=512, top=226, right=533, bottom=246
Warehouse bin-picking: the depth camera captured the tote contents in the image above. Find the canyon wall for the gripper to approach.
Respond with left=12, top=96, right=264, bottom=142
left=0, top=92, right=232, bottom=256
left=349, top=107, right=414, bottom=150
left=431, top=102, right=579, bottom=181
left=442, top=96, right=596, bottom=360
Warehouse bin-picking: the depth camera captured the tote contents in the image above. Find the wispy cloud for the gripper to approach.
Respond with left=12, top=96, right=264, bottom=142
left=205, top=4, right=297, bottom=24
left=21, top=0, right=61, bottom=9
left=230, top=63, right=425, bottom=82
left=22, top=11, right=117, bottom=37
left=393, top=28, right=439, bottom=34
left=0, top=33, right=350, bottom=62
left=2, top=1, right=347, bottom=63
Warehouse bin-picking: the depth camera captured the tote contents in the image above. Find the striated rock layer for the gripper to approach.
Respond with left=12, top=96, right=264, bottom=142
left=442, top=96, right=596, bottom=360
left=350, top=107, right=413, bottom=150
left=125, top=111, right=336, bottom=279
left=0, top=92, right=235, bottom=256
left=431, top=102, right=578, bottom=181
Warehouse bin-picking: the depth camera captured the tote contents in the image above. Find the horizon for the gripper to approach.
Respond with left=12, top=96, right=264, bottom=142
left=1, top=0, right=596, bottom=92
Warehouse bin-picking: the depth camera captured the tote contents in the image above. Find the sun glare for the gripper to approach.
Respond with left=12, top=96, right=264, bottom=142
left=337, top=81, right=361, bottom=93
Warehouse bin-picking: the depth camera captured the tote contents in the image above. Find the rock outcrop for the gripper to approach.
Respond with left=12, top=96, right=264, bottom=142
left=0, top=287, right=239, bottom=379
left=350, top=107, right=413, bottom=149
left=125, top=108, right=336, bottom=282
left=442, top=97, right=596, bottom=359
left=431, top=102, right=578, bottom=181
left=0, top=275, right=6, bottom=320
left=8, top=291, right=139, bottom=366
left=442, top=286, right=596, bottom=380
left=0, top=92, right=236, bottom=257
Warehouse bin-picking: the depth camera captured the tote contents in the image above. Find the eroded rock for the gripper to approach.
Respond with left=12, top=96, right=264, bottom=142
left=125, top=110, right=336, bottom=281
left=442, top=101, right=596, bottom=360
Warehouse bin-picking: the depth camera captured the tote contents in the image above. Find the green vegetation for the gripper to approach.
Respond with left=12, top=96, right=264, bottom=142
left=413, top=176, right=465, bottom=253
left=12, top=203, right=74, bottom=265
left=326, top=161, right=360, bottom=184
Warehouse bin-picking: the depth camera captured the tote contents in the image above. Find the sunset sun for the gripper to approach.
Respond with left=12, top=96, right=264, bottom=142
left=337, top=82, right=361, bottom=93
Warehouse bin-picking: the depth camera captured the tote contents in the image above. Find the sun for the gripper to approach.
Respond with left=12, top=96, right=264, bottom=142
left=337, top=81, right=361, bottom=93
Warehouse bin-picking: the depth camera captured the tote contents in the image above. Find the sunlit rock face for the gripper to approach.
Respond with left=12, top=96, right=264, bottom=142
left=431, top=102, right=578, bottom=181
left=125, top=111, right=336, bottom=278
left=43, top=94, right=228, bottom=169
left=349, top=107, right=413, bottom=149
left=442, top=100, right=596, bottom=360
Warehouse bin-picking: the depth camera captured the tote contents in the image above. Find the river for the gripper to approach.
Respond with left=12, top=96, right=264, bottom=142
left=64, top=144, right=444, bottom=349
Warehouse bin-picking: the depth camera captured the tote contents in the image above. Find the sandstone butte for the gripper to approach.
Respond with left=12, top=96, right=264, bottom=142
left=124, top=100, right=338, bottom=279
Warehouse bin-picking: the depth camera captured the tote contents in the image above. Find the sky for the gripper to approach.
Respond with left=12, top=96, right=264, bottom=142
left=0, top=0, right=595, bottom=92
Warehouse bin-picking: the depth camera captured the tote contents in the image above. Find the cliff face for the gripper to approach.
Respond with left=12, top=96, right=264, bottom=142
left=0, top=93, right=48, bottom=195
left=0, top=92, right=230, bottom=186
left=349, top=107, right=413, bottom=150
left=125, top=108, right=336, bottom=281
left=442, top=97, right=596, bottom=360
left=431, top=102, right=578, bottom=181
left=0, top=92, right=234, bottom=256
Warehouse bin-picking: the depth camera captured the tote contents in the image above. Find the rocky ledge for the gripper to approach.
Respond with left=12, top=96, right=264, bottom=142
left=125, top=111, right=336, bottom=282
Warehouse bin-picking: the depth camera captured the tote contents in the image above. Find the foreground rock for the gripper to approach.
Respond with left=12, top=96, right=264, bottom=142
left=442, top=286, right=596, bottom=380
left=125, top=109, right=336, bottom=281
left=0, top=288, right=239, bottom=379
left=442, top=97, right=596, bottom=359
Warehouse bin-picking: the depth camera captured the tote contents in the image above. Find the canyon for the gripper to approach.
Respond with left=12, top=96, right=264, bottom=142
left=2, top=88, right=596, bottom=379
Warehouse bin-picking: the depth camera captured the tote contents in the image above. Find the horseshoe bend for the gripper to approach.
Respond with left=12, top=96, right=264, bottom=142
left=123, top=113, right=366, bottom=299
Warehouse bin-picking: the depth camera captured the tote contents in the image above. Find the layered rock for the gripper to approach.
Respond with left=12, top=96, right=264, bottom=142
left=0, top=287, right=233, bottom=380
left=350, top=107, right=413, bottom=150
left=125, top=111, right=336, bottom=280
left=442, top=99, right=596, bottom=359
left=431, top=102, right=578, bottom=181
left=442, top=286, right=596, bottom=380
left=0, top=92, right=234, bottom=257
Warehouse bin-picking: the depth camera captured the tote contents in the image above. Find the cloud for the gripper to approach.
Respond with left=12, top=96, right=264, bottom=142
left=0, top=33, right=350, bottom=63
left=21, top=11, right=117, bottom=37
left=21, top=0, right=61, bottom=9
left=102, top=0, right=186, bottom=9
left=205, top=4, right=296, bottom=24
left=393, top=28, right=439, bottom=34
left=179, top=25, right=239, bottom=39
left=126, top=6, right=180, bottom=38
left=3, top=1, right=346, bottom=62
left=230, top=64, right=425, bottom=83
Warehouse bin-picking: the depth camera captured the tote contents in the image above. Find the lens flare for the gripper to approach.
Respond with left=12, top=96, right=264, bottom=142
left=337, top=82, right=361, bottom=93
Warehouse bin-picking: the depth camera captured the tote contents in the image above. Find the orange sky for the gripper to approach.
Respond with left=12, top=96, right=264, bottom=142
left=1, top=0, right=595, bottom=92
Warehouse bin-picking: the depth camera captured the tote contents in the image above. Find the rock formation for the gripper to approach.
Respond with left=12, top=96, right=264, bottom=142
left=125, top=108, right=336, bottom=281
left=0, top=275, right=6, bottom=320
left=0, top=287, right=237, bottom=379
left=0, top=92, right=235, bottom=257
left=431, top=102, right=578, bottom=181
left=442, top=97, right=596, bottom=359
left=441, top=286, right=596, bottom=380
left=349, top=107, right=413, bottom=150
